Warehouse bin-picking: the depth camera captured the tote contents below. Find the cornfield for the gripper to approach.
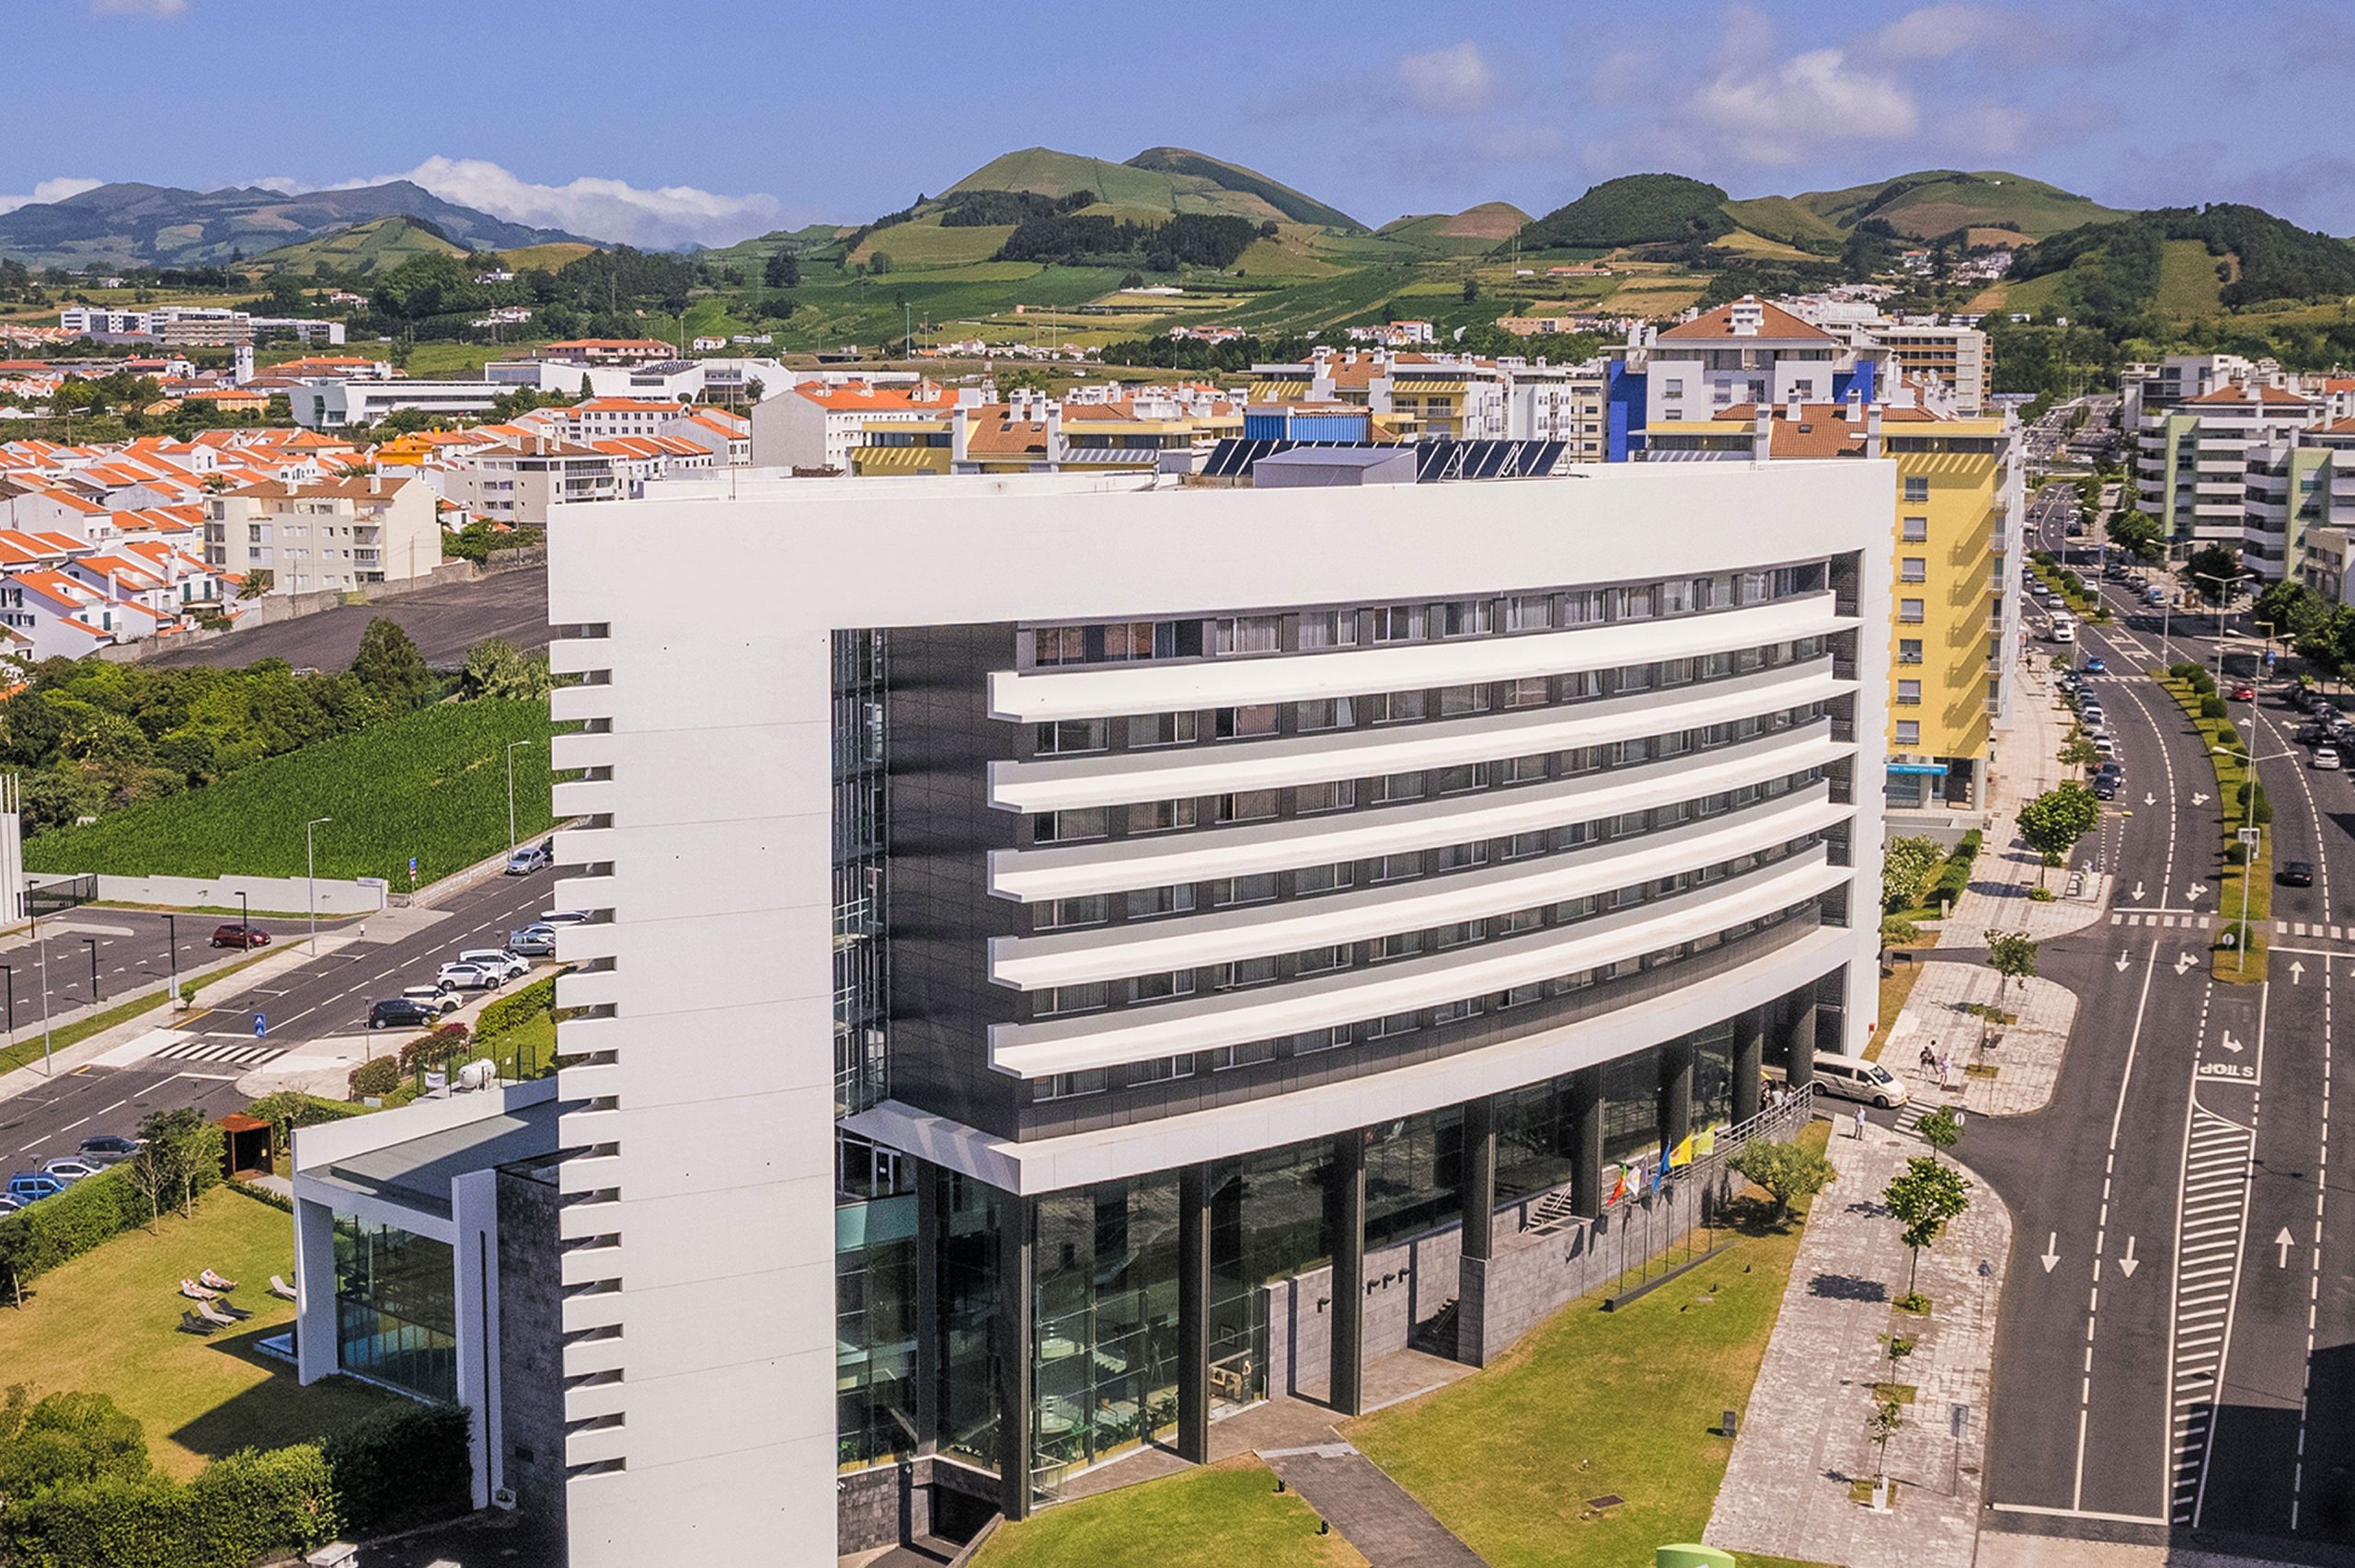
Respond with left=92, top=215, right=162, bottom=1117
left=24, top=699, right=558, bottom=887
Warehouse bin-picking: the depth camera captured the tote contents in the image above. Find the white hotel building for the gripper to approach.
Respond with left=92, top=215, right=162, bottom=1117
left=290, top=454, right=1889, bottom=1562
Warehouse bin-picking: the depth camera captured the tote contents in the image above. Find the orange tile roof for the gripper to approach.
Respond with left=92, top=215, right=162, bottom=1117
left=1657, top=297, right=1837, bottom=343
left=794, top=379, right=948, bottom=412
left=2185, top=382, right=2315, bottom=406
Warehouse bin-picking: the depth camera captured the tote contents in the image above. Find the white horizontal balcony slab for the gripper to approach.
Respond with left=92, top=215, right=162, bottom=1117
left=991, top=785, right=1844, bottom=990
left=989, top=846, right=1844, bottom=1077
left=562, top=1292, right=627, bottom=1333
left=992, top=661, right=1844, bottom=814
left=563, top=1336, right=628, bottom=1380
left=566, top=1425, right=630, bottom=1470
left=991, top=724, right=1848, bottom=902
left=989, top=592, right=1844, bottom=723
left=850, top=922, right=1860, bottom=1196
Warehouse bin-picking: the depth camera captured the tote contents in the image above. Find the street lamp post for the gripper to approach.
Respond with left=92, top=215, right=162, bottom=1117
left=236, top=889, right=249, bottom=933
left=2193, top=570, right=2252, bottom=689
left=81, top=938, right=97, bottom=1003
left=37, top=929, right=51, bottom=1077
left=305, top=817, right=332, bottom=956
left=505, top=739, right=532, bottom=855
left=163, top=914, right=178, bottom=1012
left=1, top=963, right=15, bottom=1044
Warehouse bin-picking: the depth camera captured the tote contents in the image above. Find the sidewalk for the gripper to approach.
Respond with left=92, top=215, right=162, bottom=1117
left=1942, top=660, right=2111, bottom=941
left=1702, top=1122, right=2010, bottom=1568
left=1878, top=962, right=2075, bottom=1118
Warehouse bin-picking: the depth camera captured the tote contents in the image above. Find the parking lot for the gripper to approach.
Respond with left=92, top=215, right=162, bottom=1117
left=140, top=566, right=548, bottom=672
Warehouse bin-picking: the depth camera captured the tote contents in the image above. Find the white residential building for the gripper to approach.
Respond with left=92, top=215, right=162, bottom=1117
left=201, top=475, right=442, bottom=590
left=288, top=379, right=511, bottom=430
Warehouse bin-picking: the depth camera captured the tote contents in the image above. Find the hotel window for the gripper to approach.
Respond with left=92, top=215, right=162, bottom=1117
left=1036, top=1069, right=1107, bottom=1101
left=1298, top=611, right=1357, bottom=649
left=1036, top=898, right=1106, bottom=930
left=1034, top=718, right=1109, bottom=754
left=1439, top=682, right=1491, bottom=715
left=1373, top=932, right=1421, bottom=962
left=1505, top=594, right=1553, bottom=631
left=1126, top=798, right=1198, bottom=834
left=1506, top=831, right=1548, bottom=861
left=1899, top=638, right=1924, bottom=666
left=1371, top=1013, right=1419, bottom=1039
left=1296, top=944, right=1350, bottom=977
left=1292, top=697, right=1353, bottom=731
left=1614, top=584, right=1658, bottom=619
left=1128, top=885, right=1196, bottom=919
left=1659, top=578, right=1694, bottom=613
left=1212, top=614, right=1282, bottom=655
left=1369, top=604, right=1424, bottom=643
left=1037, top=983, right=1108, bottom=1016
left=1212, top=874, right=1278, bottom=907
left=1903, top=476, right=1930, bottom=503
left=1899, top=599, right=1925, bottom=624
left=1214, top=704, right=1280, bottom=738
left=1292, top=1026, right=1350, bottom=1054
left=1502, top=982, right=1545, bottom=1009
left=1032, top=808, right=1108, bottom=843
left=1895, top=720, right=1921, bottom=746
left=1561, top=589, right=1604, bottom=624
left=1365, top=690, right=1427, bottom=723
left=1374, top=853, right=1421, bottom=884
left=1434, top=763, right=1484, bottom=795
left=1504, top=676, right=1550, bottom=708
left=1129, top=1057, right=1194, bottom=1085
left=1373, top=773, right=1426, bottom=804
left=1293, top=863, right=1355, bottom=896
left=1104, top=621, right=1181, bottom=660
left=1432, top=998, right=1478, bottom=1024
left=1901, top=557, right=1927, bottom=583
left=1897, top=681, right=1923, bottom=706
left=1295, top=779, right=1356, bottom=814
left=1902, top=516, right=1929, bottom=542
left=1214, top=956, right=1279, bottom=990
left=1214, top=789, right=1281, bottom=824
left=1210, top=1041, right=1277, bottom=1070
left=1432, top=841, right=1488, bottom=872
left=1127, top=711, right=1199, bottom=748
left=1033, top=626, right=1086, bottom=665
left=1131, top=970, right=1196, bottom=1002
left=1440, top=599, right=1492, bottom=636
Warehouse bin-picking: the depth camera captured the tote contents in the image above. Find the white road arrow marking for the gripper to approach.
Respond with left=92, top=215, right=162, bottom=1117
left=2278, top=1228, right=2295, bottom=1267
left=2292, top=960, right=2306, bottom=985
left=2042, top=1232, right=2062, bottom=1272
left=2175, top=951, right=2199, bottom=977
left=2188, top=884, right=2209, bottom=902
left=2144, top=793, right=2158, bottom=807
left=2192, top=792, right=2211, bottom=807
left=2220, top=1030, right=2245, bottom=1054
left=2116, top=950, right=2132, bottom=973
left=2130, top=882, right=2146, bottom=900
left=2119, top=1236, right=2140, bottom=1278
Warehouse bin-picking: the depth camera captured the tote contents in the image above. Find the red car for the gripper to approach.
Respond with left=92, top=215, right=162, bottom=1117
left=2232, top=684, right=2257, bottom=702
left=209, top=924, right=270, bottom=949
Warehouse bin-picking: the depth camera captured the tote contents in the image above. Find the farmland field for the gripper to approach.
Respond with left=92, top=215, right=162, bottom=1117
left=24, top=698, right=557, bottom=885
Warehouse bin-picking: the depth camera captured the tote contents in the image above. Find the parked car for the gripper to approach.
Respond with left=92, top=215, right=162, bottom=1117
left=1812, top=1057, right=1911, bottom=1109
left=210, top=923, right=270, bottom=950
left=2281, top=859, right=2317, bottom=887
left=400, top=984, right=462, bottom=1017
left=506, top=928, right=557, bottom=958
left=458, top=948, right=530, bottom=983
left=75, top=1134, right=140, bottom=1164
left=369, top=997, right=439, bottom=1031
left=0, top=1196, right=21, bottom=1215
left=505, top=842, right=552, bottom=876
left=2144, top=585, right=2169, bottom=604
left=6, top=1173, right=67, bottom=1206
left=2094, top=776, right=2120, bottom=801
left=2315, top=747, right=2343, bottom=772
left=38, top=1157, right=101, bottom=1183
left=2092, top=736, right=2117, bottom=757
left=436, top=962, right=504, bottom=993
left=2299, top=724, right=2331, bottom=747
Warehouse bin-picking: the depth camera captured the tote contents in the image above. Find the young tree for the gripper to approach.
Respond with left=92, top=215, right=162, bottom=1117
left=1916, top=1105, right=1962, bottom=1164
left=133, top=1106, right=222, bottom=1219
left=458, top=636, right=550, bottom=702
left=1882, top=1154, right=1971, bottom=1299
left=1983, top=929, right=2039, bottom=990
left=1868, top=1396, right=1905, bottom=1481
left=350, top=617, right=434, bottom=715
left=2016, top=782, right=2098, bottom=887
left=1729, top=1138, right=1837, bottom=1224
left=1882, top=835, right=1943, bottom=913
left=2181, top=543, right=2244, bottom=604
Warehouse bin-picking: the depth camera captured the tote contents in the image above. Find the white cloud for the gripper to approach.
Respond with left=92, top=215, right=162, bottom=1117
left=88, top=0, right=185, bottom=15
left=0, top=177, right=104, bottom=216
left=346, top=156, right=787, bottom=249
left=1861, top=4, right=2007, bottom=60
left=1690, top=48, right=1919, bottom=166
left=1396, top=42, right=1498, bottom=116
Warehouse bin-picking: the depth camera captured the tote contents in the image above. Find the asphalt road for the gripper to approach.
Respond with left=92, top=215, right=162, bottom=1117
left=1971, top=485, right=2355, bottom=1562
left=140, top=566, right=549, bottom=672
left=0, top=867, right=563, bottom=1178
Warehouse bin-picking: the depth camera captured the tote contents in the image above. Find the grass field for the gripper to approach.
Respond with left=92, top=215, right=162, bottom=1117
left=971, top=1459, right=1366, bottom=1568
left=2158, top=238, right=2231, bottom=318
left=1348, top=1124, right=1832, bottom=1568
left=850, top=218, right=1016, bottom=269
left=25, top=698, right=556, bottom=886
left=0, top=1185, right=398, bottom=1479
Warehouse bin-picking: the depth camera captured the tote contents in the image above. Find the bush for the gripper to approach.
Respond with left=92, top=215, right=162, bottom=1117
left=476, top=974, right=557, bottom=1039
left=1, top=1445, right=339, bottom=1568
left=2170, top=661, right=2200, bottom=681
left=320, top=1403, right=470, bottom=1535
left=2189, top=669, right=2217, bottom=696
left=397, top=1023, right=472, bottom=1075
left=0, top=1170, right=153, bottom=1301
left=2250, top=789, right=2274, bottom=828
left=241, top=1092, right=369, bottom=1158
left=2216, top=722, right=2239, bottom=749
left=2225, top=842, right=2247, bottom=865
left=346, top=1058, right=399, bottom=1099
left=2200, top=694, right=2228, bottom=720
left=1881, top=915, right=1922, bottom=944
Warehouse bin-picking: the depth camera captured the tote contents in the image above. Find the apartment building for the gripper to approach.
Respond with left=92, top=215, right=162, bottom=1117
left=201, top=475, right=441, bottom=590
left=850, top=387, right=1246, bottom=477
left=1870, top=323, right=1988, bottom=415
left=1246, top=349, right=1508, bottom=441
left=438, top=435, right=620, bottom=526
left=1641, top=297, right=1862, bottom=427
left=288, top=378, right=511, bottom=430
left=2134, top=382, right=2322, bottom=561
left=752, top=379, right=957, bottom=472
left=289, top=456, right=1887, bottom=1562
left=1640, top=395, right=2023, bottom=824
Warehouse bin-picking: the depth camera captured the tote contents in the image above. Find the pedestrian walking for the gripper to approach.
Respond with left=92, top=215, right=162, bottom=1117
left=1939, top=1051, right=1957, bottom=1092
left=1853, top=1105, right=1868, bottom=1140
left=1918, top=1041, right=1937, bottom=1076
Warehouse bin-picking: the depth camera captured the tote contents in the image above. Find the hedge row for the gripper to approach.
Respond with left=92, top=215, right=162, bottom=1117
left=0, top=1405, right=468, bottom=1568
left=1930, top=830, right=1982, bottom=906
left=0, top=1157, right=222, bottom=1299
left=240, top=1092, right=370, bottom=1156
left=476, top=973, right=557, bottom=1040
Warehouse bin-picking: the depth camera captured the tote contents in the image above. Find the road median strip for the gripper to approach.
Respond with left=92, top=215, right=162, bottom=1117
left=2153, top=666, right=2270, bottom=982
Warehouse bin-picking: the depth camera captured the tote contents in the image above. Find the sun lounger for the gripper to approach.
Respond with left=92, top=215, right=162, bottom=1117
left=269, top=1276, right=299, bottom=1302
left=196, top=1300, right=240, bottom=1329
left=178, top=1310, right=217, bottom=1335
left=180, top=1278, right=221, bottom=1302
left=200, top=1268, right=239, bottom=1291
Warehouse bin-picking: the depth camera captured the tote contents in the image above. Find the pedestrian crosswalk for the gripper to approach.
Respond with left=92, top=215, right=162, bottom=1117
left=2269, top=921, right=2347, bottom=941
left=152, top=1039, right=286, bottom=1068
left=2110, top=913, right=2213, bottom=931
left=2109, top=911, right=2355, bottom=941
left=2170, top=1107, right=2254, bottom=1527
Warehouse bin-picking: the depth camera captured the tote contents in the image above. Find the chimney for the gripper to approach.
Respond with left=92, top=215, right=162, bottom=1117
left=1846, top=384, right=1864, bottom=424
left=1785, top=388, right=1803, bottom=422
left=1866, top=404, right=1884, bottom=460
left=951, top=404, right=970, bottom=465
left=1752, top=406, right=1773, bottom=463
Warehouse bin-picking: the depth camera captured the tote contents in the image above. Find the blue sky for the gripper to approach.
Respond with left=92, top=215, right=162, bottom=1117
left=7, top=0, right=2353, bottom=246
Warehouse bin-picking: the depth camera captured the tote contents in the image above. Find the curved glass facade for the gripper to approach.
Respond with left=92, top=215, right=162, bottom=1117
left=332, top=1213, right=456, bottom=1404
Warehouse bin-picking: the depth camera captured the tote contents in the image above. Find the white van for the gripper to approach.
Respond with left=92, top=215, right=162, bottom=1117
left=1812, top=1057, right=1911, bottom=1108
left=2050, top=614, right=2076, bottom=644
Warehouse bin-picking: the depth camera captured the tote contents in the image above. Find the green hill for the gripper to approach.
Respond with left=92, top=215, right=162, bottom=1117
left=1781, top=170, right=2125, bottom=242
left=1519, top=175, right=1734, bottom=250
left=943, top=146, right=1362, bottom=231
left=1379, top=202, right=1533, bottom=254
left=248, top=216, right=469, bottom=277
left=2005, top=204, right=2355, bottom=326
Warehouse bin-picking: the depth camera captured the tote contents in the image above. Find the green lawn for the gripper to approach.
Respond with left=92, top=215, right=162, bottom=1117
left=26, top=698, right=556, bottom=886
left=1347, top=1125, right=1831, bottom=1568
left=0, top=1185, right=397, bottom=1478
left=2155, top=674, right=2272, bottom=980
left=971, top=1458, right=1365, bottom=1568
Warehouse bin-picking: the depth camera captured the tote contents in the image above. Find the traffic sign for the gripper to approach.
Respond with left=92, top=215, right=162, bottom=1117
left=2237, top=828, right=2262, bottom=846
left=252, top=1013, right=267, bottom=1038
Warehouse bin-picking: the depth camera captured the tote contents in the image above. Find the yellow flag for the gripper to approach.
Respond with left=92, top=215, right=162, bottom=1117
left=1669, top=1133, right=1695, bottom=1169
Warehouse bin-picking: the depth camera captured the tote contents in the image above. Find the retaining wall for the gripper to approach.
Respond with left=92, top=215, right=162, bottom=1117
left=79, top=871, right=386, bottom=915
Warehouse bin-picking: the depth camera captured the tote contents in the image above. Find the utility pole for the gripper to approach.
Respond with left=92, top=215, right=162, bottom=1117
left=506, top=739, right=532, bottom=853
left=305, top=817, right=331, bottom=956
